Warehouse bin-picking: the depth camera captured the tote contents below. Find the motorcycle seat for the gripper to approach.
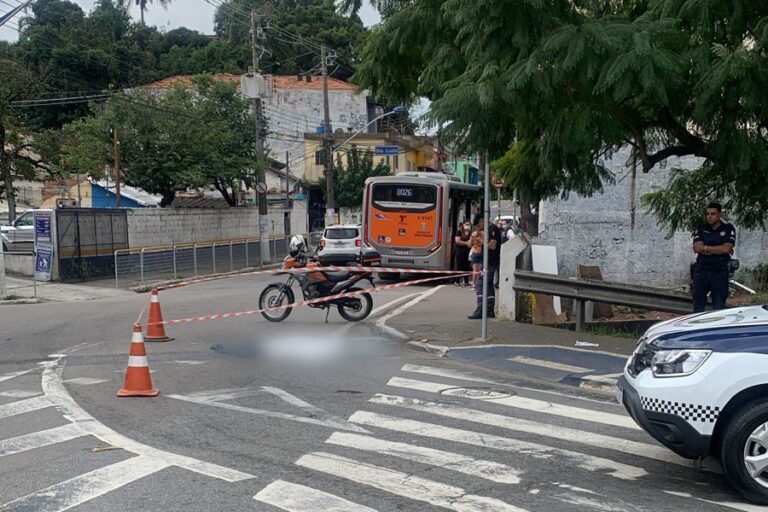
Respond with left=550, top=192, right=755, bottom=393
left=324, top=271, right=350, bottom=282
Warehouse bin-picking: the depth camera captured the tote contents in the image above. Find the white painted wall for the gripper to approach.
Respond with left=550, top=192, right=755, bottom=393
left=127, top=202, right=308, bottom=248
left=538, top=147, right=768, bottom=288
left=265, top=88, right=369, bottom=180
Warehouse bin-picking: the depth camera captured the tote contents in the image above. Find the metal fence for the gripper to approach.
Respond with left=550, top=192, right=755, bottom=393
left=114, top=236, right=291, bottom=288
left=57, top=208, right=129, bottom=282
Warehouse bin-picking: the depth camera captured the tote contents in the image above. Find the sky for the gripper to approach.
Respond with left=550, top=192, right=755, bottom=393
left=0, top=0, right=382, bottom=41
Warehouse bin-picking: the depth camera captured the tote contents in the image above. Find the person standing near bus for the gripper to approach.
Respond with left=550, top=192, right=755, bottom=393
left=468, top=216, right=502, bottom=320
left=453, top=220, right=472, bottom=286
left=469, top=221, right=484, bottom=288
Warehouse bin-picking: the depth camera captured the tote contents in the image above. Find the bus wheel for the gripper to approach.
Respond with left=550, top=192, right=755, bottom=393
left=378, top=272, right=400, bottom=281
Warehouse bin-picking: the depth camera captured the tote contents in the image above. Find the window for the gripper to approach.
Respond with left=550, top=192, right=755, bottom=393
left=394, top=154, right=399, bottom=170
left=15, top=212, right=34, bottom=227
left=371, top=184, right=437, bottom=212
left=324, top=228, right=359, bottom=240
left=315, top=150, right=326, bottom=166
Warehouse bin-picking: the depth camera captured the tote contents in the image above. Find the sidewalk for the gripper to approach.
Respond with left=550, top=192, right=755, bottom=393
left=389, top=284, right=639, bottom=394
left=2, top=275, right=135, bottom=303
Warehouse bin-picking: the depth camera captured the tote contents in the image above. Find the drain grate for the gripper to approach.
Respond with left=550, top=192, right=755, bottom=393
left=439, top=387, right=515, bottom=400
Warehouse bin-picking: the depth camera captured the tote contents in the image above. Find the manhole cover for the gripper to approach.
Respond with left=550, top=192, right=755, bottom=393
left=439, top=387, right=514, bottom=400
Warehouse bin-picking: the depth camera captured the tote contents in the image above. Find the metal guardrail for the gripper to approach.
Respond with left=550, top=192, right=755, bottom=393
left=114, top=236, right=292, bottom=288
left=513, top=270, right=693, bottom=330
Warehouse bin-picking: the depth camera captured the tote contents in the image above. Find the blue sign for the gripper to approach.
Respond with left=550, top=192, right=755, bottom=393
left=374, top=145, right=400, bottom=156
left=35, top=246, right=53, bottom=281
left=34, top=211, right=52, bottom=244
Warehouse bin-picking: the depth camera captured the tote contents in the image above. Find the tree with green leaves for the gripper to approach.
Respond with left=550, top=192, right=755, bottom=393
left=119, top=0, right=173, bottom=25
left=318, top=146, right=390, bottom=208
left=0, top=59, right=61, bottom=220
left=214, top=0, right=366, bottom=80
left=62, top=76, right=258, bottom=206
left=352, top=1, right=768, bottom=233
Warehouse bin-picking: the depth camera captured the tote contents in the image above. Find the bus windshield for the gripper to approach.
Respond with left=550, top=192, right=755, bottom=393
left=371, top=184, right=437, bottom=211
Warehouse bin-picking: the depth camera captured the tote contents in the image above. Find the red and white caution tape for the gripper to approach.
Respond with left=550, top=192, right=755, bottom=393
left=149, top=272, right=474, bottom=326
left=153, top=265, right=477, bottom=292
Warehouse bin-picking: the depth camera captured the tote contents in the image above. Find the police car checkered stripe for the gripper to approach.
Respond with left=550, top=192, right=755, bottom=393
left=640, top=397, right=720, bottom=423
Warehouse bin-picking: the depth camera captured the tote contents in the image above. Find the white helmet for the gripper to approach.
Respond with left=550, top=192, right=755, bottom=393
left=289, top=235, right=306, bottom=256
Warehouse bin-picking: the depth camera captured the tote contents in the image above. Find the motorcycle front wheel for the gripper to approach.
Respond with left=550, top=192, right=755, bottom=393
left=259, top=284, right=295, bottom=322
left=337, top=288, right=373, bottom=322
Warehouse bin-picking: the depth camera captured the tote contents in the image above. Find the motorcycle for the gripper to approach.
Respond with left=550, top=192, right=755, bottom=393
left=259, top=235, right=377, bottom=323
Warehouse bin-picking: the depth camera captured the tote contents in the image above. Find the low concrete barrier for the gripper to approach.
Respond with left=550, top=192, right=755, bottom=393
left=4, top=252, right=34, bottom=277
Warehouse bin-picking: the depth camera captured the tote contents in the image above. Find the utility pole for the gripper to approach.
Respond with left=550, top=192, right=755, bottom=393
left=251, top=8, right=270, bottom=262
left=481, top=150, right=491, bottom=341
left=285, top=150, right=291, bottom=238
left=113, top=128, right=121, bottom=208
left=321, top=45, right=335, bottom=227
left=0, top=230, right=6, bottom=298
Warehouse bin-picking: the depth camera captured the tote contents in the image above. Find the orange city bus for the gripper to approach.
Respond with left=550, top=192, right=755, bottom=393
left=362, top=173, right=481, bottom=273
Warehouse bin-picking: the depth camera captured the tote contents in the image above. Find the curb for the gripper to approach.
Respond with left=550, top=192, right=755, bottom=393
left=404, top=340, right=450, bottom=357
left=404, top=340, right=619, bottom=396
left=561, top=374, right=619, bottom=395
left=0, top=298, right=42, bottom=305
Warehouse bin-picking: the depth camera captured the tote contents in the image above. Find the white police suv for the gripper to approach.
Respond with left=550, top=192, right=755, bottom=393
left=618, top=304, right=768, bottom=504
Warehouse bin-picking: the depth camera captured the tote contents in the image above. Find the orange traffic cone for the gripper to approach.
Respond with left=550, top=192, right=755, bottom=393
left=145, top=286, right=173, bottom=342
left=117, top=323, right=159, bottom=397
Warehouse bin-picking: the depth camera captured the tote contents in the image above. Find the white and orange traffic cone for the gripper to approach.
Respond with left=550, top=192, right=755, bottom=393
left=145, top=286, right=173, bottom=342
left=117, top=323, right=159, bottom=397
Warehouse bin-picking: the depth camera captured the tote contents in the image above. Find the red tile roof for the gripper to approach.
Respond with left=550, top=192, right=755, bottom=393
left=139, top=74, right=357, bottom=92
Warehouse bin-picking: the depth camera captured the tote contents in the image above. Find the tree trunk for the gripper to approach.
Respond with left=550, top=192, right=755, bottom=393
left=160, top=190, right=175, bottom=207
left=0, top=119, right=16, bottom=221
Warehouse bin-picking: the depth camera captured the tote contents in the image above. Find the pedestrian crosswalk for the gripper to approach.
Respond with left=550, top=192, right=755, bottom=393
left=0, top=357, right=254, bottom=512
left=254, top=364, right=752, bottom=512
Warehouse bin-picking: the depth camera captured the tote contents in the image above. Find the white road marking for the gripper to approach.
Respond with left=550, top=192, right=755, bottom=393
left=333, top=292, right=421, bottom=338
left=41, top=358, right=253, bottom=482
left=508, top=355, right=591, bottom=373
left=181, top=386, right=266, bottom=402
left=296, top=451, right=529, bottom=512
left=0, top=390, right=40, bottom=398
left=0, top=396, right=51, bottom=419
left=663, top=491, right=768, bottom=512
left=168, top=393, right=370, bottom=434
left=254, top=480, right=378, bottom=512
left=326, top=431, right=522, bottom=484
left=375, top=286, right=444, bottom=339
left=0, top=456, right=171, bottom=512
left=172, top=360, right=207, bottom=365
left=400, top=364, right=618, bottom=405
left=0, top=368, right=38, bottom=384
left=262, top=386, right=327, bottom=413
left=349, top=411, right=647, bottom=481
left=0, top=423, right=86, bottom=457
left=387, top=376, right=639, bottom=430
left=63, top=378, right=109, bottom=386
left=370, top=394, right=688, bottom=466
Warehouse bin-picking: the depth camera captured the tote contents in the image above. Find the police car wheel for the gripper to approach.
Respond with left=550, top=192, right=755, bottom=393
left=720, top=398, right=768, bottom=505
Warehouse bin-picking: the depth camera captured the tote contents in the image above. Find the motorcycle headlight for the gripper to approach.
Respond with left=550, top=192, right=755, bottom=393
left=651, top=349, right=711, bottom=377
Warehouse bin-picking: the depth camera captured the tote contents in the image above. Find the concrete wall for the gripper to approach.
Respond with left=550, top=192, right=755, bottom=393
left=339, top=207, right=362, bottom=226
left=3, top=252, right=34, bottom=277
left=266, top=88, right=369, bottom=181
left=538, top=147, right=768, bottom=288
left=127, top=202, right=308, bottom=248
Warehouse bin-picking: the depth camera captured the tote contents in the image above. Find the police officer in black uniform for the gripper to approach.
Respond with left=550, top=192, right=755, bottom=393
left=692, top=202, right=736, bottom=312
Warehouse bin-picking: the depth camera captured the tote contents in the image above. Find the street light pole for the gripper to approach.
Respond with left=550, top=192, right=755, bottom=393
left=321, top=45, right=335, bottom=228
left=481, top=151, right=490, bottom=341
left=251, top=8, right=270, bottom=262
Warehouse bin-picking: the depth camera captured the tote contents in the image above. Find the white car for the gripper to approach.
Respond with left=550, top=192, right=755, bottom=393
left=1, top=211, right=35, bottom=251
left=316, top=225, right=362, bottom=265
left=618, top=304, right=768, bottom=504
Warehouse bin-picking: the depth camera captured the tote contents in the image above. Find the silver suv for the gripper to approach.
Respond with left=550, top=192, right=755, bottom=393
left=1, top=211, right=35, bottom=251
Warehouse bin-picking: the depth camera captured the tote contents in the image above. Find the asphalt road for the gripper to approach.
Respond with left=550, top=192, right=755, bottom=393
left=0, top=274, right=759, bottom=511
